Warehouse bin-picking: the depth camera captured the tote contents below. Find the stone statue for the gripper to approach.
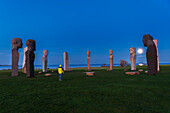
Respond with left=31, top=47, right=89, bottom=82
left=22, top=47, right=28, bottom=73
left=153, top=39, right=160, bottom=71
left=129, top=47, right=136, bottom=70
left=12, top=38, right=23, bottom=76
left=26, top=39, right=36, bottom=77
left=109, top=50, right=113, bottom=70
left=86, top=50, right=91, bottom=71
left=143, top=34, right=157, bottom=75
left=63, top=52, right=69, bottom=71
left=42, top=50, right=48, bottom=72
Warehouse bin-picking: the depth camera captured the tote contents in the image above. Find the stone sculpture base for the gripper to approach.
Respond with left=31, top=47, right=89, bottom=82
left=84, top=72, right=95, bottom=76
left=125, top=72, right=140, bottom=75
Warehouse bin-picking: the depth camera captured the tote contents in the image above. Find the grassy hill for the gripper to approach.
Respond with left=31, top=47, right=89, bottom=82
left=0, top=66, right=169, bottom=113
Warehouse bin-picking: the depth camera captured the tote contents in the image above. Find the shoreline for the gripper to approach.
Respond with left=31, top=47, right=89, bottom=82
left=0, top=65, right=169, bottom=71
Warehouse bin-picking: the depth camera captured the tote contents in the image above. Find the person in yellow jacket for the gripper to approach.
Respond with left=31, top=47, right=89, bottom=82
left=58, top=65, right=64, bottom=81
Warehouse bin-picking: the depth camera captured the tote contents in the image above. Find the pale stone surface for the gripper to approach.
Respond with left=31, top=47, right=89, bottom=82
left=109, top=50, right=113, bottom=70
left=129, top=47, right=136, bottom=70
left=145, top=71, right=148, bottom=74
left=143, top=34, right=157, bottom=75
left=153, top=39, right=160, bottom=71
left=84, top=72, right=95, bottom=76
left=26, top=39, right=36, bottom=77
left=86, top=51, right=91, bottom=71
left=12, top=38, right=23, bottom=77
left=22, top=47, right=28, bottom=73
left=63, top=52, right=69, bottom=71
left=42, top=50, right=48, bottom=72
left=138, top=69, right=143, bottom=72
left=45, top=73, right=52, bottom=76
left=125, top=72, right=140, bottom=75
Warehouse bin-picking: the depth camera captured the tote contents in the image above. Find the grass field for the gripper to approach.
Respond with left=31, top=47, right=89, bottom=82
left=0, top=66, right=170, bottom=113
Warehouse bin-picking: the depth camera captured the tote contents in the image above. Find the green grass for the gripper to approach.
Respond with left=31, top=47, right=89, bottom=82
left=0, top=66, right=170, bottom=113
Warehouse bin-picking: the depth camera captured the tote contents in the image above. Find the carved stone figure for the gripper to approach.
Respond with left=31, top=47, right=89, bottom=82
left=42, top=50, right=48, bottom=72
left=63, top=52, right=69, bottom=71
left=143, top=34, right=157, bottom=75
left=86, top=51, right=91, bottom=71
left=129, top=47, right=136, bottom=70
left=109, top=50, right=113, bottom=70
left=12, top=38, right=23, bottom=76
left=26, top=39, right=36, bottom=77
left=22, top=47, right=28, bottom=73
left=153, top=39, right=160, bottom=71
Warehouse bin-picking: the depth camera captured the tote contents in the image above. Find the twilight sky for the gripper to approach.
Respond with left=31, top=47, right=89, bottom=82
left=0, top=0, right=170, bottom=65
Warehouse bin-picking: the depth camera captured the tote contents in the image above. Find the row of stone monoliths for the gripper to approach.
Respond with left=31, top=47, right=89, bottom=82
left=23, top=50, right=69, bottom=73
left=11, top=34, right=159, bottom=77
left=23, top=48, right=49, bottom=73
left=12, top=38, right=36, bottom=77
left=129, top=38, right=159, bottom=72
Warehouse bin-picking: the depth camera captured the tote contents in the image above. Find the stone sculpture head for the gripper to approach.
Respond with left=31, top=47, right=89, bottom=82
left=109, top=50, right=113, bottom=55
left=43, top=50, right=48, bottom=57
left=129, top=47, right=136, bottom=55
left=142, top=34, right=154, bottom=47
left=64, top=52, right=68, bottom=56
left=86, top=51, right=90, bottom=56
left=12, top=38, right=23, bottom=50
left=26, top=39, right=36, bottom=51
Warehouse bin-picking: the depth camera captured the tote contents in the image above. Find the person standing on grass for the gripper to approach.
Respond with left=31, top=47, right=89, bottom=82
left=58, top=65, right=64, bottom=81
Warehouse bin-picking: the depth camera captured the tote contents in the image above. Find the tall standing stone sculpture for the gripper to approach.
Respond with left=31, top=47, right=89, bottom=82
left=109, top=50, right=113, bottom=70
left=143, top=34, right=157, bottom=75
left=129, top=47, right=136, bottom=70
left=22, top=47, right=28, bottom=73
left=42, top=50, right=48, bottom=72
left=12, top=38, right=23, bottom=76
left=26, top=39, right=36, bottom=77
left=86, top=50, right=91, bottom=71
left=153, top=39, right=160, bottom=71
left=63, top=52, right=69, bottom=71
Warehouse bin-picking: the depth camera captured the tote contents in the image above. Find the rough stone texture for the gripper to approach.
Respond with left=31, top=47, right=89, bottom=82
left=86, top=51, right=91, bottom=71
left=12, top=38, right=23, bottom=77
left=42, top=50, right=48, bottom=72
left=143, top=34, right=157, bottom=75
left=109, top=50, right=113, bottom=70
left=129, top=47, right=136, bottom=70
left=26, top=39, right=36, bottom=77
left=63, top=52, right=69, bottom=71
left=153, top=39, right=160, bottom=71
left=22, top=47, right=28, bottom=73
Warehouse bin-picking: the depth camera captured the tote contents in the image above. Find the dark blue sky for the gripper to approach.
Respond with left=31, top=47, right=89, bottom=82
left=0, top=0, right=169, bottom=65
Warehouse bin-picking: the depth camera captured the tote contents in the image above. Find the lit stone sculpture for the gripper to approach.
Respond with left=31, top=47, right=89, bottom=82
left=12, top=38, right=23, bottom=76
left=63, top=52, right=69, bottom=71
left=22, top=47, right=28, bottom=73
left=143, top=34, right=157, bottom=75
left=42, top=50, right=48, bottom=72
left=109, top=50, right=113, bottom=70
left=129, top=47, right=136, bottom=70
left=26, top=39, right=36, bottom=77
left=86, top=50, right=91, bottom=71
left=153, top=39, right=160, bottom=71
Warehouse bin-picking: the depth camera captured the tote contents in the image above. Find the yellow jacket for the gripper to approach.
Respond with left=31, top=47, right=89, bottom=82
left=58, top=67, right=64, bottom=74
